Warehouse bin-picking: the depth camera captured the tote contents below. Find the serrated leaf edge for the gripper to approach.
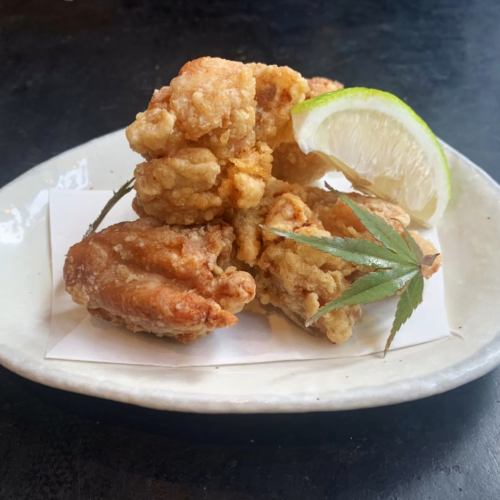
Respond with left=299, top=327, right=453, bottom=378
left=384, top=273, right=424, bottom=354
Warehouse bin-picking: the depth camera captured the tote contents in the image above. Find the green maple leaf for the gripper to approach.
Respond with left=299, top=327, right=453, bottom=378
left=305, top=266, right=419, bottom=326
left=339, top=195, right=418, bottom=264
left=266, top=194, right=434, bottom=354
left=386, top=272, right=424, bottom=352
left=266, top=230, right=413, bottom=268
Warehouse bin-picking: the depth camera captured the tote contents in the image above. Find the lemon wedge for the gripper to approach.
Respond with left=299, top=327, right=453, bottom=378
left=292, top=88, right=451, bottom=226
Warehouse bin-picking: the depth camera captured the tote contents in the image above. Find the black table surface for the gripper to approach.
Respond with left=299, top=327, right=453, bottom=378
left=1, top=1, right=499, bottom=498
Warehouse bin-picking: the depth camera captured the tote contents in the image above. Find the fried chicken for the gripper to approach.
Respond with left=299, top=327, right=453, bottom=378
left=231, top=178, right=439, bottom=343
left=63, top=219, right=256, bottom=342
left=127, top=58, right=256, bottom=160
left=126, top=58, right=348, bottom=224
left=64, top=57, right=444, bottom=348
left=126, top=57, right=309, bottom=225
left=271, top=143, right=332, bottom=185
left=257, top=191, right=363, bottom=343
left=231, top=178, right=410, bottom=267
left=306, top=77, right=344, bottom=98
left=250, top=62, right=309, bottom=147
left=271, top=77, right=345, bottom=184
left=303, top=186, right=411, bottom=237
left=132, top=143, right=273, bottom=224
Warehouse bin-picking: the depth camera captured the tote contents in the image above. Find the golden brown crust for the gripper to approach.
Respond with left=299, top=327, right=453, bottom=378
left=249, top=62, right=309, bottom=147
left=231, top=180, right=411, bottom=267
left=303, top=187, right=412, bottom=237
left=230, top=180, right=439, bottom=344
left=272, top=142, right=331, bottom=184
left=127, top=58, right=257, bottom=160
left=270, top=76, right=344, bottom=185
left=133, top=147, right=225, bottom=224
left=170, top=58, right=257, bottom=158
left=254, top=191, right=362, bottom=344
left=63, top=219, right=256, bottom=341
left=306, top=77, right=344, bottom=98
left=409, top=231, right=442, bottom=278
left=126, top=57, right=308, bottom=225
left=64, top=58, right=444, bottom=347
left=133, top=143, right=273, bottom=224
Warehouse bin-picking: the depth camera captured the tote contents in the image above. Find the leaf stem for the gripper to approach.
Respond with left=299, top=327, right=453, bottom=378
left=84, top=178, right=135, bottom=238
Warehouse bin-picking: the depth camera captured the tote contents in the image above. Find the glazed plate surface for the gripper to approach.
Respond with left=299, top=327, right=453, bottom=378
left=1, top=130, right=499, bottom=413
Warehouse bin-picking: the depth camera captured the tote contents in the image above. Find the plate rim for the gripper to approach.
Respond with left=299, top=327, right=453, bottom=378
left=1, top=336, right=499, bottom=414
left=0, top=131, right=499, bottom=413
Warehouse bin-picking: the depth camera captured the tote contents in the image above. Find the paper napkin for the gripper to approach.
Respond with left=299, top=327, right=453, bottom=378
left=47, top=187, right=450, bottom=367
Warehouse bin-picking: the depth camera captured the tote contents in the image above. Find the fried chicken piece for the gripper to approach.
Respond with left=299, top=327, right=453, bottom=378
left=409, top=230, right=442, bottom=278
left=170, top=58, right=259, bottom=160
left=232, top=178, right=410, bottom=266
left=133, top=144, right=273, bottom=224
left=303, top=187, right=411, bottom=237
left=232, top=177, right=296, bottom=265
left=272, top=143, right=331, bottom=184
left=127, top=58, right=257, bottom=160
left=249, top=63, right=309, bottom=147
left=306, top=77, right=344, bottom=97
left=231, top=179, right=440, bottom=344
left=63, top=219, right=256, bottom=342
left=125, top=104, right=184, bottom=160
left=256, top=191, right=362, bottom=343
left=271, top=77, right=344, bottom=185
left=126, top=57, right=308, bottom=225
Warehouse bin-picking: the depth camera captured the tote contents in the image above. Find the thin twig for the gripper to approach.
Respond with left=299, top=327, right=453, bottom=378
left=84, top=178, right=135, bottom=238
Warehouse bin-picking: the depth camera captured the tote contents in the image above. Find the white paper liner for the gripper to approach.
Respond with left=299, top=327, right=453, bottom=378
left=47, top=186, right=450, bottom=367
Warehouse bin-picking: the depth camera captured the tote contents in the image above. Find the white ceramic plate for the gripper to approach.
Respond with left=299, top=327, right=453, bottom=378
left=1, top=130, right=499, bottom=413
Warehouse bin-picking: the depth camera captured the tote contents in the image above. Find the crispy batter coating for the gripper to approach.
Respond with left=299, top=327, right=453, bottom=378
left=306, top=77, right=344, bottom=97
left=250, top=62, right=309, bottom=147
left=272, top=143, right=331, bottom=184
left=127, top=58, right=256, bottom=160
left=303, top=187, right=411, bottom=237
left=170, top=58, right=256, bottom=156
left=271, top=77, right=344, bottom=184
left=126, top=57, right=308, bottom=224
left=125, top=106, right=183, bottom=160
left=63, top=219, right=256, bottom=342
left=232, top=178, right=295, bottom=265
left=256, top=190, right=362, bottom=343
left=231, top=179, right=439, bottom=343
left=232, top=178, right=411, bottom=267
left=409, top=230, right=442, bottom=278
left=132, top=143, right=273, bottom=224
left=67, top=58, right=443, bottom=346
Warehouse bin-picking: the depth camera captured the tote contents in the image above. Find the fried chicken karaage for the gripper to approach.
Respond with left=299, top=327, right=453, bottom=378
left=127, top=57, right=312, bottom=224
left=64, top=219, right=255, bottom=342
left=271, top=77, right=344, bottom=184
left=306, top=77, right=344, bottom=98
left=64, top=56, right=442, bottom=347
left=256, top=191, right=363, bottom=343
left=231, top=178, right=440, bottom=343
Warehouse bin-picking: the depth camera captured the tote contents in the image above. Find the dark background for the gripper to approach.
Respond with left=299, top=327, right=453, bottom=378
left=1, top=0, right=499, bottom=498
